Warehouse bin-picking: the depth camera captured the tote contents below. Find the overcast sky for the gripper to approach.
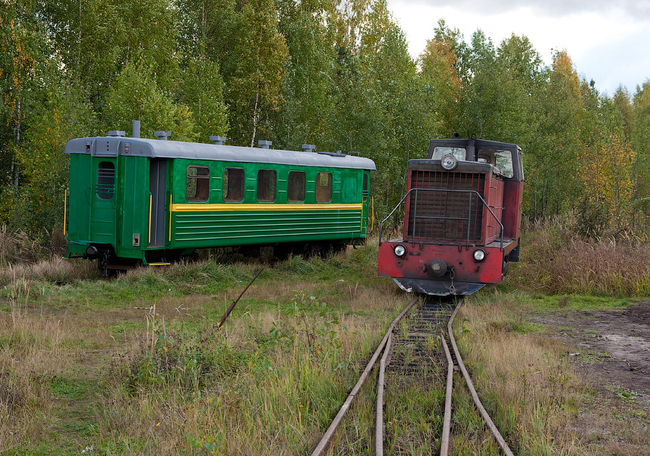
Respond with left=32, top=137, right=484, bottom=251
left=386, top=0, right=650, bottom=97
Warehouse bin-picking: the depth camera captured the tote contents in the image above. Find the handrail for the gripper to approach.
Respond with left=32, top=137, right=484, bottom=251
left=379, top=188, right=504, bottom=249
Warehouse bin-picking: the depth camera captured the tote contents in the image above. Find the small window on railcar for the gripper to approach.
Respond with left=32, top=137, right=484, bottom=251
left=257, top=169, right=277, bottom=202
left=186, top=166, right=210, bottom=202
left=287, top=171, right=306, bottom=202
left=494, top=150, right=514, bottom=178
left=97, top=162, right=115, bottom=199
left=223, top=168, right=245, bottom=202
left=316, top=172, right=332, bottom=203
left=432, top=147, right=466, bottom=160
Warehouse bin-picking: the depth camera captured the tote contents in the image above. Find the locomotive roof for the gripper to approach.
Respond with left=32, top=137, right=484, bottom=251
left=65, top=136, right=376, bottom=171
left=427, top=137, right=521, bottom=153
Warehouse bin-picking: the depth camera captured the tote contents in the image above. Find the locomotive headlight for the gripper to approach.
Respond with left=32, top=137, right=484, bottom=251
left=394, top=245, right=406, bottom=257
left=441, top=154, right=458, bottom=171
left=473, top=249, right=486, bottom=262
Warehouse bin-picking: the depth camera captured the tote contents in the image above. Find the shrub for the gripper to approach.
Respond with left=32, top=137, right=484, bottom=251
left=514, top=215, right=650, bottom=296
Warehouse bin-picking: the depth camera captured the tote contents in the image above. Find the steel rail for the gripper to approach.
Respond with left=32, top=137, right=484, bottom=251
left=439, top=333, right=454, bottom=456
left=447, top=301, right=514, bottom=456
left=310, top=298, right=418, bottom=456
left=375, top=331, right=393, bottom=456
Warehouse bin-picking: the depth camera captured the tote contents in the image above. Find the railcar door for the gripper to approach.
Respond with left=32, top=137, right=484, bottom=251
left=90, top=157, right=118, bottom=245
left=362, top=171, right=370, bottom=235
left=148, top=159, right=168, bottom=247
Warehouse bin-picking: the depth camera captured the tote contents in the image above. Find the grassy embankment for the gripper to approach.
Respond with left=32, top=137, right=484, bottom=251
left=1, top=218, right=650, bottom=454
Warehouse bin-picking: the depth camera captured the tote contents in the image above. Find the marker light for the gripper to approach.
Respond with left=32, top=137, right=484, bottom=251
left=473, top=249, right=486, bottom=262
left=441, top=154, right=458, bottom=170
left=394, top=245, right=406, bottom=257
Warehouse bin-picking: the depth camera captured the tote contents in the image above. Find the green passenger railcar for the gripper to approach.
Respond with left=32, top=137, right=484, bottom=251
left=65, top=132, right=376, bottom=273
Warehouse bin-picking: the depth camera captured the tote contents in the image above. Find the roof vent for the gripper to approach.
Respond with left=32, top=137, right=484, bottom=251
left=302, top=144, right=315, bottom=152
left=155, top=131, right=171, bottom=140
left=108, top=130, right=125, bottom=137
left=132, top=120, right=140, bottom=138
left=259, top=140, right=272, bottom=149
left=210, top=136, right=226, bottom=145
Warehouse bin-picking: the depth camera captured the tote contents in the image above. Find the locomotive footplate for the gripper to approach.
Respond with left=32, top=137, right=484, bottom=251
left=392, top=278, right=484, bottom=296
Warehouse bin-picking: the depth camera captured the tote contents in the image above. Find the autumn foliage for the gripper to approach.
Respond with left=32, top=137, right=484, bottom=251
left=0, top=0, right=649, bottom=246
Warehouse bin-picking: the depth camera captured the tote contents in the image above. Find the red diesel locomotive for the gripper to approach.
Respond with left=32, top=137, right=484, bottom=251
left=378, top=137, right=524, bottom=295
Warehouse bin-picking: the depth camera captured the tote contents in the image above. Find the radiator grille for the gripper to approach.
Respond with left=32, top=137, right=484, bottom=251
left=407, top=171, right=485, bottom=242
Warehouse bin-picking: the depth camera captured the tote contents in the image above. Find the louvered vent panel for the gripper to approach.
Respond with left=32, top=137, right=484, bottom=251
left=407, top=171, right=485, bottom=242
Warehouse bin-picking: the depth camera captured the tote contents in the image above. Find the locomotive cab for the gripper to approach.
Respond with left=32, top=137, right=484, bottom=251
left=378, top=137, right=524, bottom=295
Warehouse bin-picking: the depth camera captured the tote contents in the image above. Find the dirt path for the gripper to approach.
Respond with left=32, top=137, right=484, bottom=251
left=530, top=301, right=650, bottom=453
left=536, top=301, right=650, bottom=408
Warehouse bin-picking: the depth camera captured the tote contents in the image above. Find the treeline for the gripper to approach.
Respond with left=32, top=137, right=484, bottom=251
left=1, top=0, right=649, bottom=241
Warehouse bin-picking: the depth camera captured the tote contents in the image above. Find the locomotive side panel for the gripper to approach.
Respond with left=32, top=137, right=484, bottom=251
left=484, top=174, right=504, bottom=245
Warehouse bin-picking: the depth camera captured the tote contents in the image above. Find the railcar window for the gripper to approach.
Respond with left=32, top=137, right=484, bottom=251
left=287, top=171, right=306, bottom=202
left=494, top=150, right=514, bottom=178
left=316, top=172, right=332, bottom=203
left=363, top=174, right=369, bottom=202
left=257, top=169, right=277, bottom=202
left=223, top=168, right=245, bottom=202
left=97, top=162, right=115, bottom=199
left=186, top=166, right=210, bottom=202
left=432, top=147, right=466, bottom=160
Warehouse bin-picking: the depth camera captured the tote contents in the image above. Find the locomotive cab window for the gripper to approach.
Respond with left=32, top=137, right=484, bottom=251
left=494, top=150, right=514, bottom=178
left=432, top=147, right=466, bottom=161
left=97, top=162, right=115, bottom=199
left=257, top=169, right=277, bottom=202
left=316, top=172, right=332, bottom=203
left=186, top=166, right=210, bottom=202
left=223, top=168, right=245, bottom=202
left=287, top=171, right=306, bottom=202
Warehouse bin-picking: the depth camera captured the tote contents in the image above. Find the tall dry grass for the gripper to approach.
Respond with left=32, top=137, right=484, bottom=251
left=514, top=216, right=650, bottom=296
left=454, top=295, right=587, bottom=454
left=454, top=293, right=650, bottom=455
left=0, top=299, right=75, bottom=452
left=0, top=225, right=99, bottom=287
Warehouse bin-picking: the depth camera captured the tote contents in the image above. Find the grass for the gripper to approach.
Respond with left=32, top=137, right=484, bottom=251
left=2, top=216, right=650, bottom=454
left=0, top=241, right=411, bottom=454
left=452, top=291, right=650, bottom=455
left=452, top=294, right=586, bottom=454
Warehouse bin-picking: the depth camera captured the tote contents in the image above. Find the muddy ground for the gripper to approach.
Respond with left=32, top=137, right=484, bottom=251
left=533, top=301, right=650, bottom=453
left=537, top=301, right=650, bottom=406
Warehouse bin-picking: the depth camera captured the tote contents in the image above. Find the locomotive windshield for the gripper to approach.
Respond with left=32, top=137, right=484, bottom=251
left=431, top=147, right=466, bottom=160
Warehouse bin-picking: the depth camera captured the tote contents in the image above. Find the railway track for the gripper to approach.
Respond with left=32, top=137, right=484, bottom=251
left=311, top=297, right=514, bottom=456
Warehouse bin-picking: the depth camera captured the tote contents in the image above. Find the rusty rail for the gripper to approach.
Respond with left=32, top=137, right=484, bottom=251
left=310, top=298, right=418, bottom=456
left=375, top=331, right=393, bottom=455
left=447, top=300, right=514, bottom=456
left=217, top=268, right=264, bottom=328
